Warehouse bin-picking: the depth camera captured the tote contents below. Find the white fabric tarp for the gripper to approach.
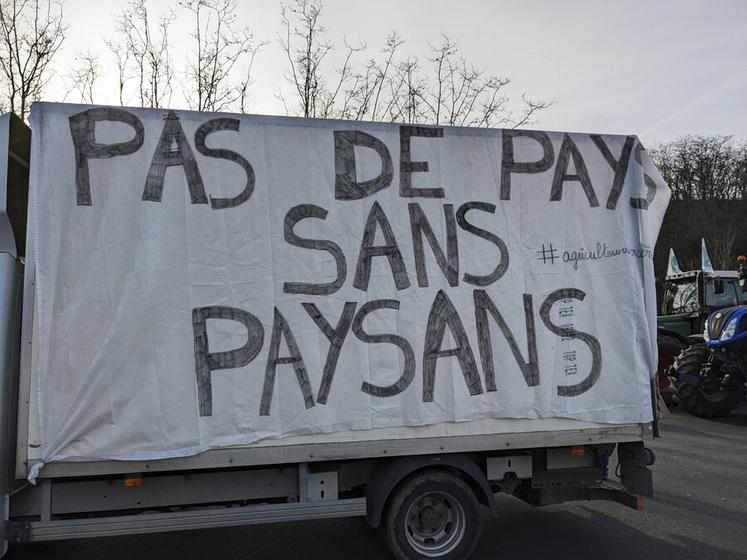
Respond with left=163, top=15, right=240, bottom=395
left=25, top=102, right=670, bottom=474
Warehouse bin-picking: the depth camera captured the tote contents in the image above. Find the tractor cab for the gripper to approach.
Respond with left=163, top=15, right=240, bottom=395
left=660, top=270, right=743, bottom=339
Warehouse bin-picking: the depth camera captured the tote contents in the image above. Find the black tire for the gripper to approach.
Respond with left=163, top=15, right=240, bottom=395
left=670, top=344, right=739, bottom=417
left=657, top=333, right=687, bottom=405
left=383, top=471, right=482, bottom=560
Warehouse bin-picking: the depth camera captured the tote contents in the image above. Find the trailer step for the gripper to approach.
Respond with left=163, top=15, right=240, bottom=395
left=10, top=498, right=367, bottom=543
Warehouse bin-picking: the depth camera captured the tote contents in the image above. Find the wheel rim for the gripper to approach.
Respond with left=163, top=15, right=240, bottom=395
left=404, top=491, right=466, bottom=557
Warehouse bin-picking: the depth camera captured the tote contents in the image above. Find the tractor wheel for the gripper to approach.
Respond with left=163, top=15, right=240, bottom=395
left=657, top=333, right=686, bottom=405
left=670, top=344, right=739, bottom=417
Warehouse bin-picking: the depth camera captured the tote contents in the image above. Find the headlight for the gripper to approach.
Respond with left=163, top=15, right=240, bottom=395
left=719, top=317, right=738, bottom=341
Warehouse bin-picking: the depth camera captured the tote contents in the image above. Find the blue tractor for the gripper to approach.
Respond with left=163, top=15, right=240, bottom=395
left=669, top=256, right=747, bottom=416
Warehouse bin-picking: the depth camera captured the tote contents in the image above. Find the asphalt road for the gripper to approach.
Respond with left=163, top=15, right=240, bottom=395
left=8, top=404, right=747, bottom=560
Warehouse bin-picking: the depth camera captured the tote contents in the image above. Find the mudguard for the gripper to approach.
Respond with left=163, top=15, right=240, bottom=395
left=365, top=453, right=496, bottom=527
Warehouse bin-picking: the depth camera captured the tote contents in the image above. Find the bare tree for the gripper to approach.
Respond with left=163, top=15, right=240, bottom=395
left=364, top=34, right=551, bottom=127
left=279, top=0, right=363, bottom=118
left=361, top=31, right=404, bottom=121
left=709, top=222, right=739, bottom=270
left=650, top=135, right=747, bottom=200
left=0, top=0, right=66, bottom=121
left=64, top=50, right=99, bottom=104
left=182, top=0, right=265, bottom=113
left=384, top=56, right=426, bottom=124
left=279, top=2, right=551, bottom=127
left=112, top=0, right=175, bottom=108
left=105, top=38, right=130, bottom=106
left=652, top=136, right=747, bottom=276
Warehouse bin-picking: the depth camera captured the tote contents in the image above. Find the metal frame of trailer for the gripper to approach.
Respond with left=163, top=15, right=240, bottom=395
left=32, top=423, right=644, bottom=479
left=15, top=498, right=369, bottom=542
left=8, top=441, right=651, bottom=545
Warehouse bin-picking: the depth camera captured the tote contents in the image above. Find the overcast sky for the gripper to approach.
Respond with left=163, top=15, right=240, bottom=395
left=52, top=0, right=747, bottom=144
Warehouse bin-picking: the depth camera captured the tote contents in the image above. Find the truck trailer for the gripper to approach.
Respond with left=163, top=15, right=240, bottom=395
left=0, top=105, right=665, bottom=559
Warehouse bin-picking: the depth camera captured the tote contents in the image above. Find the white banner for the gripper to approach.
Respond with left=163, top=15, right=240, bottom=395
left=26, top=103, right=669, bottom=469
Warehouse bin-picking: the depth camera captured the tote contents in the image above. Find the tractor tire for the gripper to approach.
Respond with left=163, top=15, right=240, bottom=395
left=657, top=333, right=686, bottom=405
left=671, top=344, right=739, bottom=417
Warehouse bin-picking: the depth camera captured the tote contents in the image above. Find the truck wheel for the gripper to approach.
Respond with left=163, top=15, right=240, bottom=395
left=671, top=344, right=739, bottom=417
left=657, top=333, right=686, bottom=404
left=383, top=471, right=482, bottom=560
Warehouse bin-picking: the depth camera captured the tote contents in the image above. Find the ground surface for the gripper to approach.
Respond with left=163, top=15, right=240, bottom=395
left=8, top=404, right=747, bottom=560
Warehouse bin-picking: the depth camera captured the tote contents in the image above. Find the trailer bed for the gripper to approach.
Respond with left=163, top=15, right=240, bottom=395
left=31, top=417, right=645, bottom=479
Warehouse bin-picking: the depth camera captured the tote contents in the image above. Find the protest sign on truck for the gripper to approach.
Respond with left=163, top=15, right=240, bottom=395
left=0, top=106, right=664, bottom=558
left=20, top=102, right=668, bottom=478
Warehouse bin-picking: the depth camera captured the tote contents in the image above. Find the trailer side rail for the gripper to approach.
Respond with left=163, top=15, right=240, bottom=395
left=9, top=497, right=367, bottom=543
left=35, top=424, right=645, bottom=479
